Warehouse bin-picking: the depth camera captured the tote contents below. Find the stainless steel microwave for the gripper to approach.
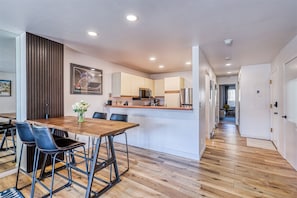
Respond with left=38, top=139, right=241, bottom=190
left=139, top=88, right=151, bottom=98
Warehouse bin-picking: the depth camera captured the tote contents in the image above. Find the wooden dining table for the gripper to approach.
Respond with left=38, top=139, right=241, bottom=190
left=28, top=116, right=139, bottom=198
left=0, top=113, right=16, bottom=124
left=0, top=113, right=16, bottom=151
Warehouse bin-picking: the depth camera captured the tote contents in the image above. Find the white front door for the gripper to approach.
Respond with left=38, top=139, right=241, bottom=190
left=283, top=56, right=297, bottom=170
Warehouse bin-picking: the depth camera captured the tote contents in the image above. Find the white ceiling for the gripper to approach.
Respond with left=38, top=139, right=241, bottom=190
left=0, top=0, right=296, bottom=75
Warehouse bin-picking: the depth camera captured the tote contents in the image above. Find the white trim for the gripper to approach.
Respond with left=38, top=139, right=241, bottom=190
left=240, top=133, right=271, bottom=140
left=199, top=144, right=206, bottom=160
left=0, top=168, right=17, bottom=178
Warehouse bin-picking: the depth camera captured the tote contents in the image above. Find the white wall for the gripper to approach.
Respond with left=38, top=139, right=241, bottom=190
left=0, top=72, right=16, bottom=114
left=217, top=75, right=239, bottom=125
left=64, top=46, right=149, bottom=118
left=199, top=49, right=216, bottom=155
left=272, top=33, right=297, bottom=169
left=239, top=64, right=271, bottom=139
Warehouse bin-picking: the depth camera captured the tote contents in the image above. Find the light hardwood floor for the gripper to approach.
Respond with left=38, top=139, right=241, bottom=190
left=0, top=133, right=16, bottom=173
left=1, top=123, right=297, bottom=197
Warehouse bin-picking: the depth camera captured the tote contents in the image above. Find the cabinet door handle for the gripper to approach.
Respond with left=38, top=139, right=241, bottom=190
left=282, top=115, right=287, bottom=119
left=274, top=112, right=278, bottom=115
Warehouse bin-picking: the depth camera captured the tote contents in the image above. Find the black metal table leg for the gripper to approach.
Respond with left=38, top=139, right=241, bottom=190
left=108, top=135, right=120, bottom=183
left=0, top=131, right=7, bottom=150
left=85, top=137, right=102, bottom=198
left=85, top=135, right=122, bottom=198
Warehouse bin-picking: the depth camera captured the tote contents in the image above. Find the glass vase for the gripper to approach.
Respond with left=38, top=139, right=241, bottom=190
left=78, top=112, right=85, bottom=123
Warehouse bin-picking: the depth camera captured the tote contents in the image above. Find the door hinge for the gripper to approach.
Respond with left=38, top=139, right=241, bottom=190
left=270, top=80, right=272, bottom=84
left=270, top=128, right=273, bottom=133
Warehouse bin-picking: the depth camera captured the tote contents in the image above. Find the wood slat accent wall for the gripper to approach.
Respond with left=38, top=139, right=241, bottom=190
left=26, top=33, right=64, bottom=172
left=26, top=33, right=64, bottom=120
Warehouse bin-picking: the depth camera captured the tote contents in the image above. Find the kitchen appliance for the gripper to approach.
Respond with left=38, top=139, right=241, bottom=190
left=107, top=100, right=112, bottom=105
left=180, top=88, right=193, bottom=107
left=139, top=88, right=151, bottom=98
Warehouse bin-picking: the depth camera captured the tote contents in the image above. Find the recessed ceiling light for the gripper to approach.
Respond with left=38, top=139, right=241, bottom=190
left=88, top=31, right=98, bottom=37
left=91, top=68, right=95, bottom=71
left=159, top=65, right=164, bottom=69
left=227, top=71, right=232, bottom=74
left=149, top=57, right=156, bottom=61
left=126, top=14, right=138, bottom=22
left=185, top=61, right=191, bottom=65
left=225, top=63, right=232, bottom=66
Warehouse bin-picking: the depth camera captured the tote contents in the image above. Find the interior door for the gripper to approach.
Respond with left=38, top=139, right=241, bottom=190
left=205, top=74, right=210, bottom=138
left=270, top=71, right=279, bottom=148
left=283, top=56, right=297, bottom=169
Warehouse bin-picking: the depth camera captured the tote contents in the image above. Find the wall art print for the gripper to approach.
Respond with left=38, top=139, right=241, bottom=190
left=0, top=80, right=11, bottom=96
left=70, top=63, right=103, bottom=95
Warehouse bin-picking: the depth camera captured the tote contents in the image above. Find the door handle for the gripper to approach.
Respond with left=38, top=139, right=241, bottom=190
left=282, top=115, right=287, bottom=119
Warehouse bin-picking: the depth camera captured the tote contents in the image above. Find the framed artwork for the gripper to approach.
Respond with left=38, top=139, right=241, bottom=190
left=0, top=80, right=11, bottom=96
left=70, top=63, right=103, bottom=95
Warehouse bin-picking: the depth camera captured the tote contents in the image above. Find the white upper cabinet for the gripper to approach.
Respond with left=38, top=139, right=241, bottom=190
left=131, top=75, right=144, bottom=96
left=112, top=72, right=131, bottom=97
left=143, top=78, right=153, bottom=89
left=112, top=72, right=155, bottom=97
left=154, top=79, right=164, bottom=97
left=164, top=77, right=184, bottom=91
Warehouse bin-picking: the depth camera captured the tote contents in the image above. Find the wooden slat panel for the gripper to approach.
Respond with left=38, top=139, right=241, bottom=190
left=26, top=33, right=64, bottom=172
left=26, top=32, right=64, bottom=120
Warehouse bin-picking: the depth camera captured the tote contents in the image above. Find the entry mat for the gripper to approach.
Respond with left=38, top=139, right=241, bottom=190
left=0, top=187, right=24, bottom=198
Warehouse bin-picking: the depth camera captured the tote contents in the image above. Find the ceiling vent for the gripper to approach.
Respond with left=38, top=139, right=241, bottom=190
left=224, top=39, right=233, bottom=46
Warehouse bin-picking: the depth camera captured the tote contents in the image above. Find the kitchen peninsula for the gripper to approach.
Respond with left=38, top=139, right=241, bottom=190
left=108, top=105, right=193, bottom=110
left=105, top=104, right=198, bottom=160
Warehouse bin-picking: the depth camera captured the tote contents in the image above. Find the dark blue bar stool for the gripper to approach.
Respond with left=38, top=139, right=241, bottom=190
left=30, top=125, right=89, bottom=198
left=92, top=112, right=107, bottom=120
left=92, top=112, right=108, bottom=159
left=15, top=122, right=36, bottom=190
left=110, top=113, right=129, bottom=176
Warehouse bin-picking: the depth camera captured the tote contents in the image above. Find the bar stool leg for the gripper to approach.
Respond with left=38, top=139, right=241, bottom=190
left=66, top=151, right=72, bottom=185
left=11, top=128, right=16, bottom=154
left=82, top=146, right=89, bottom=178
left=49, top=153, right=59, bottom=198
left=39, top=153, right=48, bottom=179
left=15, top=143, right=24, bottom=189
left=122, top=132, right=130, bottom=175
left=30, top=148, right=40, bottom=198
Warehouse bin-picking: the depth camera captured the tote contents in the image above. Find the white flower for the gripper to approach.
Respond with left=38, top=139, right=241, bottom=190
left=72, top=100, right=90, bottom=113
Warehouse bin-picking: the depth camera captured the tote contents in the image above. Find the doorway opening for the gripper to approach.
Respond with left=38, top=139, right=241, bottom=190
left=219, top=84, right=236, bottom=124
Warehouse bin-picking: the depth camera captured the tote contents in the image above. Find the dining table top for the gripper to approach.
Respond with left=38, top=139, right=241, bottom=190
left=28, top=116, right=139, bottom=138
left=0, top=113, right=16, bottom=119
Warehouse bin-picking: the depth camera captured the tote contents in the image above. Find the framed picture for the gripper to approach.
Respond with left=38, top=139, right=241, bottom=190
left=70, top=63, right=103, bottom=95
left=0, top=80, right=11, bottom=96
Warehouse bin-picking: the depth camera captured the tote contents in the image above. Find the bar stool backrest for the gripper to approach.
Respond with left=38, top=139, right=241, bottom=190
left=15, top=122, right=35, bottom=144
left=92, top=112, right=107, bottom=119
left=32, top=125, right=58, bottom=152
left=110, top=114, right=128, bottom=122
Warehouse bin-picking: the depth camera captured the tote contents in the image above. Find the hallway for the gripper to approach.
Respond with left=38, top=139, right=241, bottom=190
left=203, top=123, right=297, bottom=197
